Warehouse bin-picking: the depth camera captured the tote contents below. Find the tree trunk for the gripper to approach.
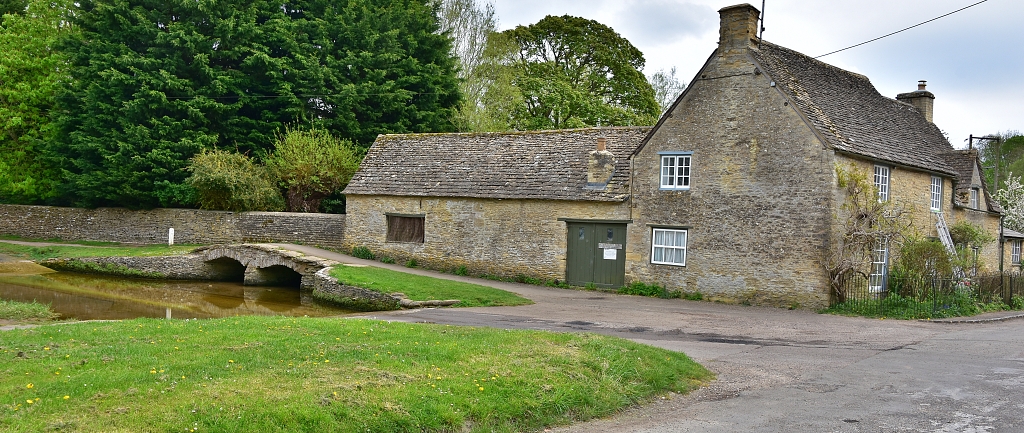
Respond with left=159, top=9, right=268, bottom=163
left=285, top=186, right=328, bottom=213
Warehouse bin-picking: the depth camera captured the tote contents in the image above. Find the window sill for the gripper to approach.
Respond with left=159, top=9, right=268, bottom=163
left=651, top=261, right=686, bottom=267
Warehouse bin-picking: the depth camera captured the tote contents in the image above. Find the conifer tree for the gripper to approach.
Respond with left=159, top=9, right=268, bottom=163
left=49, top=0, right=460, bottom=208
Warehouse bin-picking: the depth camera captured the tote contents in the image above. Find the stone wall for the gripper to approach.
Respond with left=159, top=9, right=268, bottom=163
left=837, top=156, right=1002, bottom=273
left=0, top=204, right=345, bottom=247
left=306, top=267, right=401, bottom=311
left=627, top=39, right=836, bottom=309
left=39, top=255, right=229, bottom=280
left=343, top=195, right=629, bottom=281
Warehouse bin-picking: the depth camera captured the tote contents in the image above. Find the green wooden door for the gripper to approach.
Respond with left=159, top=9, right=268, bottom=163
left=566, top=222, right=626, bottom=288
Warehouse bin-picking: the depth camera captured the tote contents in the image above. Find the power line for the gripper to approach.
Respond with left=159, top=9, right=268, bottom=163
left=162, top=91, right=451, bottom=100
left=815, top=0, right=989, bottom=58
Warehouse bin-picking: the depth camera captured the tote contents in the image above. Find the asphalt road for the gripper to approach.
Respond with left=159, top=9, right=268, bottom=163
left=271, top=244, right=1024, bottom=433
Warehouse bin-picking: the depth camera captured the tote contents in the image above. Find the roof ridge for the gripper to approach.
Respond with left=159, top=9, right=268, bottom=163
left=375, top=126, right=654, bottom=141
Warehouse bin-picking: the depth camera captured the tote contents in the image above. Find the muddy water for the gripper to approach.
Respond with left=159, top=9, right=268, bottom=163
left=0, top=269, right=357, bottom=320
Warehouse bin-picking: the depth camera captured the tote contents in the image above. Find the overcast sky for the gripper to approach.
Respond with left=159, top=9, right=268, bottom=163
left=490, top=0, right=1022, bottom=149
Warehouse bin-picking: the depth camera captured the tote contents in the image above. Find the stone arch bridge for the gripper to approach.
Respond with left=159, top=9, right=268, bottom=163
left=197, top=244, right=341, bottom=287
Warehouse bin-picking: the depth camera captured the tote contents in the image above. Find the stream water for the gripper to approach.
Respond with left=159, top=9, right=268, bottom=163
left=0, top=266, right=358, bottom=320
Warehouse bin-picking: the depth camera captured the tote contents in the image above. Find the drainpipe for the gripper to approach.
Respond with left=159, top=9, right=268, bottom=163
left=1000, top=214, right=1005, bottom=297
left=1000, top=215, right=1005, bottom=274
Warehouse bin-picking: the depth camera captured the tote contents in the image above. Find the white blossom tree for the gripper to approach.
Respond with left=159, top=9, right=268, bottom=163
left=994, top=173, right=1024, bottom=232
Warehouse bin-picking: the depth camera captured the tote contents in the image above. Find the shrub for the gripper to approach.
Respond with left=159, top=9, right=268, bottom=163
left=893, top=237, right=952, bottom=278
left=618, top=281, right=681, bottom=299
left=266, top=129, right=362, bottom=213
left=351, top=246, right=375, bottom=260
left=454, top=265, right=469, bottom=276
left=186, top=149, right=284, bottom=212
left=405, top=259, right=418, bottom=268
left=380, top=256, right=395, bottom=264
left=1012, top=295, right=1024, bottom=310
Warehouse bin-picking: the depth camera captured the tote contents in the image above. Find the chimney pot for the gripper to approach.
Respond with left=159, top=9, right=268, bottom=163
left=596, top=137, right=607, bottom=151
left=918, top=80, right=927, bottom=91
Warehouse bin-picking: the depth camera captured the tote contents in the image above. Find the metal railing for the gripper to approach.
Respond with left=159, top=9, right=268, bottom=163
left=829, top=273, right=1024, bottom=318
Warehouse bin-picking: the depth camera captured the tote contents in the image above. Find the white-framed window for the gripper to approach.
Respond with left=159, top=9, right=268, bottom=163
left=660, top=153, right=691, bottom=190
left=930, top=176, right=942, bottom=211
left=651, top=228, right=687, bottom=266
left=868, top=241, right=889, bottom=293
left=1013, top=240, right=1022, bottom=265
left=970, top=188, right=979, bottom=209
left=874, top=165, right=890, bottom=202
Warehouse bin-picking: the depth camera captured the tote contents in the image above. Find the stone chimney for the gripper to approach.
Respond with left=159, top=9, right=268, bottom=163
left=896, top=80, right=935, bottom=123
left=587, top=138, right=615, bottom=189
left=718, top=4, right=760, bottom=54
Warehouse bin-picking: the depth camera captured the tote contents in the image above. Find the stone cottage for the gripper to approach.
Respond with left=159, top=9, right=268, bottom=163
left=343, top=127, right=648, bottom=288
left=625, top=3, right=1002, bottom=307
left=343, top=3, right=1004, bottom=308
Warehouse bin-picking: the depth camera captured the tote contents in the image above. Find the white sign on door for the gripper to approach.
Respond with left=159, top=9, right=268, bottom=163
left=603, top=248, right=617, bottom=260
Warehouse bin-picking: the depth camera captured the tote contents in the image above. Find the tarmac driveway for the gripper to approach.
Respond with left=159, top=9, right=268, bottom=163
left=288, top=244, right=1024, bottom=431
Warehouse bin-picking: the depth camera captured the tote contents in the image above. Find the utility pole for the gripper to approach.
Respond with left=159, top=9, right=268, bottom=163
left=969, top=134, right=1002, bottom=188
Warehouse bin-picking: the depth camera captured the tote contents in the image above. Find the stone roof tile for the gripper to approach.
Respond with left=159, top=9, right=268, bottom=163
left=343, top=127, right=650, bottom=202
left=751, top=42, right=958, bottom=176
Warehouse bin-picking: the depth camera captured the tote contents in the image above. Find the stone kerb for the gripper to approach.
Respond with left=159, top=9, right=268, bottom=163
left=306, top=267, right=402, bottom=311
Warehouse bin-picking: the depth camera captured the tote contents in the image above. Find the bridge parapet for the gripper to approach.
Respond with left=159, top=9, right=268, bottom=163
left=197, top=244, right=340, bottom=287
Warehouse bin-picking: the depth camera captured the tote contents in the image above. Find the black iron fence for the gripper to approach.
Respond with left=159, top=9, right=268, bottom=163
left=830, top=273, right=1024, bottom=319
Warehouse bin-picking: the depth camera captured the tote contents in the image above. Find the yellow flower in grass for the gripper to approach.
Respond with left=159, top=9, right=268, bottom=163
left=26, top=383, right=33, bottom=389
left=63, top=395, right=69, bottom=400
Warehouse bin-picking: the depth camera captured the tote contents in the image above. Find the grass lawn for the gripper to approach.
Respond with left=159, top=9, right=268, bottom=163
left=0, top=316, right=712, bottom=432
left=0, top=300, right=59, bottom=323
left=0, top=241, right=198, bottom=261
left=330, top=265, right=533, bottom=307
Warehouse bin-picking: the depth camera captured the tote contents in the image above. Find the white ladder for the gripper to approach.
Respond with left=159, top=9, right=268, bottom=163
left=935, top=211, right=956, bottom=257
left=935, top=212, right=964, bottom=278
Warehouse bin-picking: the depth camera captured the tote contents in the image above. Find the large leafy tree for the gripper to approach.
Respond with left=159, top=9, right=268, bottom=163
left=648, top=67, right=686, bottom=114
left=48, top=0, right=460, bottom=209
left=0, top=0, right=73, bottom=204
left=0, top=0, right=27, bottom=20
left=495, top=15, right=660, bottom=130
left=975, top=132, right=1024, bottom=190
left=431, top=0, right=504, bottom=131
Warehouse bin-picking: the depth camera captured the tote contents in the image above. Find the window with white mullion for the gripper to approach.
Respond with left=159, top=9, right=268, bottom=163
left=970, top=188, right=979, bottom=209
left=660, top=154, right=691, bottom=190
left=930, top=176, right=942, bottom=211
left=874, top=165, right=890, bottom=202
left=651, top=228, right=687, bottom=266
left=1012, top=241, right=1021, bottom=265
left=868, top=241, right=889, bottom=293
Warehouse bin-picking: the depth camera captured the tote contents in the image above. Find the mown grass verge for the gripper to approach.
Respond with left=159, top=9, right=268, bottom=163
left=0, top=316, right=712, bottom=432
left=329, top=265, right=532, bottom=307
left=0, top=300, right=59, bottom=322
left=0, top=235, right=120, bottom=246
left=0, top=242, right=198, bottom=261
